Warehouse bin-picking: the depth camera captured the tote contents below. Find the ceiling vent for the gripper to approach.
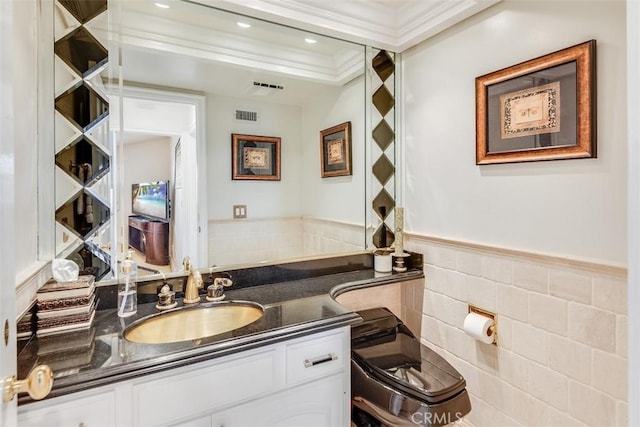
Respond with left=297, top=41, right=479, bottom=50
left=235, top=109, right=258, bottom=122
left=246, top=81, right=285, bottom=96
left=253, top=81, right=284, bottom=90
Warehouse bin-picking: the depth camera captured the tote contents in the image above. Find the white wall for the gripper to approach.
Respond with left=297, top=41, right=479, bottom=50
left=402, top=0, right=627, bottom=266
left=627, top=3, right=640, bottom=425
left=121, top=137, right=172, bottom=245
left=403, top=1, right=628, bottom=425
left=13, top=0, right=39, bottom=281
left=206, top=83, right=366, bottom=266
left=207, top=95, right=303, bottom=220
left=301, top=75, right=365, bottom=225
left=207, top=80, right=365, bottom=224
left=111, top=97, right=196, bottom=136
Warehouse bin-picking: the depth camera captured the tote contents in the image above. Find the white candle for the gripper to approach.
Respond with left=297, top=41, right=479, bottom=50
left=394, top=207, right=404, bottom=256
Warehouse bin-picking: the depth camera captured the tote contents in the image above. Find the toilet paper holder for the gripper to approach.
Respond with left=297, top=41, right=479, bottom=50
left=467, top=305, right=497, bottom=345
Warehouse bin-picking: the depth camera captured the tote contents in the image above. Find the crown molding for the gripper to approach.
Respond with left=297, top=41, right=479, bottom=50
left=95, top=9, right=363, bottom=85
left=202, top=0, right=502, bottom=52
left=198, top=0, right=398, bottom=50
left=96, top=0, right=501, bottom=85
left=394, top=0, right=502, bottom=52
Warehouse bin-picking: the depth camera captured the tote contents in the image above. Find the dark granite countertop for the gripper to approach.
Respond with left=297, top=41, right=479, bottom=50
left=17, top=257, right=423, bottom=405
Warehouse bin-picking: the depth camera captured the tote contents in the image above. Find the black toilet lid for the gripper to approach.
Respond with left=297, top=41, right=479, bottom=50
left=352, top=309, right=466, bottom=404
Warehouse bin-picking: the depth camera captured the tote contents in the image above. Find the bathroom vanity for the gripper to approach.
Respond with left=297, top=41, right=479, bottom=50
left=18, top=327, right=350, bottom=427
left=15, top=254, right=424, bottom=427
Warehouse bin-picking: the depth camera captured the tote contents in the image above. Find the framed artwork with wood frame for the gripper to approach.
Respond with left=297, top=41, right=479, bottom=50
left=232, top=134, right=281, bottom=181
left=320, top=121, right=352, bottom=178
left=475, top=40, right=596, bottom=165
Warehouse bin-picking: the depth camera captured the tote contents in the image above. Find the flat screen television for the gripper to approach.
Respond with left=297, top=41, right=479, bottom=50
left=131, top=180, right=170, bottom=221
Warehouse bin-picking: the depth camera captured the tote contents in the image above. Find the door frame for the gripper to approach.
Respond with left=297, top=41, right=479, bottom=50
left=0, top=0, right=18, bottom=422
left=627, top=1, right=640, bottom=425
left=113, top=86, right=207, bottom=270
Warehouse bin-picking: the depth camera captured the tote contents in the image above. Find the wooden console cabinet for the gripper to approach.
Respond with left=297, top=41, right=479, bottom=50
left=128, top=215, right=169, bottom=265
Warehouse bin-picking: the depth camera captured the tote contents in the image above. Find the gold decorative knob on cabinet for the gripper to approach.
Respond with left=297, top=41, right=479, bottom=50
left=3, top=365, right=53, bottom=402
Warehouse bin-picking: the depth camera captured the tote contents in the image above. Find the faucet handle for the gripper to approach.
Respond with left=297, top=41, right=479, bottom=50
left=213, top=277, right=233, bottom=288
left=182, top=256, right=192, bottom=272
left=207, top=278, right=231, bottom=302
left=156, top=284, right=177, bottom=310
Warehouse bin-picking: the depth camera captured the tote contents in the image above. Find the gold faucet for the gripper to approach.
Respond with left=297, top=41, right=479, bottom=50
left=182, top=257, right=203, bottom=304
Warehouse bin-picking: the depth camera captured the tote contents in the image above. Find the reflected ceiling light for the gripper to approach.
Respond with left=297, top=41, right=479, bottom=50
left=237, top=22, right=251, bottom=29
left=154, top=2, right=170, bottom=8
left=304, top=38, right=317, bottom=44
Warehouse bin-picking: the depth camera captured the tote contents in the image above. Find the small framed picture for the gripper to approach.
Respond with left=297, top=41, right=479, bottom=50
left=320, top=121, right=352, bottom=178
left=232, top=134, right=281, bottom=181
left=476, top=40, right=596, bottom=164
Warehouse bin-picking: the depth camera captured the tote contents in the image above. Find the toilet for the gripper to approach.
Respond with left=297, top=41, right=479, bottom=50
left=350, top=307, right=471, bottom=426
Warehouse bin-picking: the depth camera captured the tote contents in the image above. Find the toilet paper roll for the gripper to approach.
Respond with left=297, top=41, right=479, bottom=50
left=463, top=312, right=495, bottom=344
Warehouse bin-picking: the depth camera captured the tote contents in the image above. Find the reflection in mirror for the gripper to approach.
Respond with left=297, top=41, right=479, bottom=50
left=110, top=88, right=203, bottom=276
left=105, top=0, right=367, bottom=280
left=55, top=138, right=110, bottom=183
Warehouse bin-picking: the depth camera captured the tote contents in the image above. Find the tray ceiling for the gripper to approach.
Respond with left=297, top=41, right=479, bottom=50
left=204, top=0, right=502, bottom=52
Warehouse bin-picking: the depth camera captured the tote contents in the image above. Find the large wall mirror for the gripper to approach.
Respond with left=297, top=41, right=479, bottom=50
left=101, top=0, right=368, bottom=279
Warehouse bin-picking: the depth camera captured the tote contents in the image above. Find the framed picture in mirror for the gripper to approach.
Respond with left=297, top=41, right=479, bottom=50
left=232, top=134, right=281, bottom=181
left=475, top=40, right=596, bottom=165
left=320, top=121, right=352, bottom=177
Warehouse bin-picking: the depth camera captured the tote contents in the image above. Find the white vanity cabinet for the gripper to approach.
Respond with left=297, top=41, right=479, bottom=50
left=133, top=346, right=283, bottom=426
left=214, top=328, right=349, bottom=427
left=16, top=387, right=120, bottom=427
left=214, top=373, right=345, bottom=427
left=17, top=327, right=351, bottom=427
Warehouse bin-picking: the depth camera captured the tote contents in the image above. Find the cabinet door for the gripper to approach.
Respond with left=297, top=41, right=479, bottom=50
left=214, top=373, right=347, bottom=427
left=133, top=348, right=279, bottom=426
left=18, top=390, right=116, bottom=427
left=169, top=414, right=212, bottom=427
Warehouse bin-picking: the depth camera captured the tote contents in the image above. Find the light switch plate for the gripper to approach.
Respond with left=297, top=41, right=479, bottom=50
left=233, top=205, right=247, bottom=219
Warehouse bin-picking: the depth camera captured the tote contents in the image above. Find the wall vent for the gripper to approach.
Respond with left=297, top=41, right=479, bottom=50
left=252, top=81, right=285, bottom=91
left=235, top=109, right=258, bottom=122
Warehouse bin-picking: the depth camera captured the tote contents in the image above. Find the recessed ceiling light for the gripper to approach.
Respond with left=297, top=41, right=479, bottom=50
left=304, top=38, right=317, bottom=44
left=154, top=2, right=170, bottom=8
left=237, top=22, right=251, bottom=29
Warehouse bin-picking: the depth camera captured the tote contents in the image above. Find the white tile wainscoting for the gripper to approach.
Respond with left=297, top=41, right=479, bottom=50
left=301, top=216, right=365, bottom=256
left=405, top=234, right=627, bottom=427
left=208, top=216, right=365, bottom=267
left=208, top=217, right=303, bottom=266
